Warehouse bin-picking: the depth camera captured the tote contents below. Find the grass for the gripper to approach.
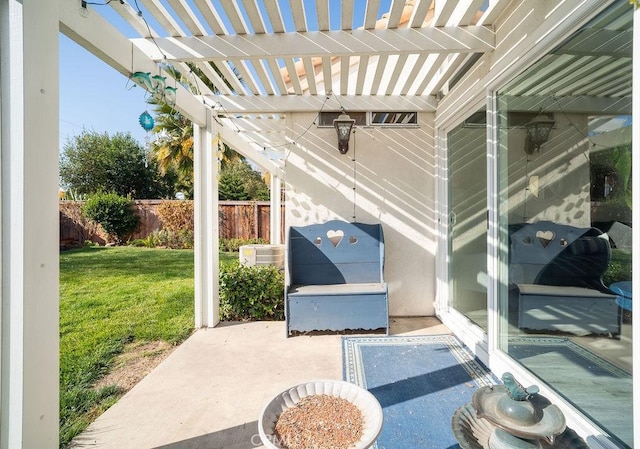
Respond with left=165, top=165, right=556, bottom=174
left=604, top=248, right=632, bottom=286
left=59, top=246, right=237, bottom=447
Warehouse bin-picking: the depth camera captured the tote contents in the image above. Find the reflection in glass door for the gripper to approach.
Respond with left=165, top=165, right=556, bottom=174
left=496, top=2, right=633, bottom=446
left=448, top=111, right=488, bottom=330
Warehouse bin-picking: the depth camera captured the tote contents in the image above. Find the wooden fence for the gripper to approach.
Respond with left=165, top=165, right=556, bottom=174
left=219, top=201, right=285, bottom=241
left=60, top=200, right=284, bottom=245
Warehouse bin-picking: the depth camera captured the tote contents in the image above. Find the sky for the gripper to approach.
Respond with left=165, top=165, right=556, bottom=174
left=58, top=0, right=394, bottom=152
left=59, top=34, right=151, bottom=150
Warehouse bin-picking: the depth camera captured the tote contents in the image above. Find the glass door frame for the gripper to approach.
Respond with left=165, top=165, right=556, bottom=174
left=436, top=103, right=491, bottom=365
left=435, top=2, right=638, bottom=446
left=632, top=7, right=639, bottom=449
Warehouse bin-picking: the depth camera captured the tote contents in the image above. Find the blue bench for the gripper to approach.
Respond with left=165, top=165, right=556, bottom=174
left=510, top=221, right=621, bottom=336
left=285, top=220, right=389, bottom=336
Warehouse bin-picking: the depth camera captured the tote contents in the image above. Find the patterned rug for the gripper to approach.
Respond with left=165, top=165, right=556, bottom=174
left=342, top=335, right=497, bottom=449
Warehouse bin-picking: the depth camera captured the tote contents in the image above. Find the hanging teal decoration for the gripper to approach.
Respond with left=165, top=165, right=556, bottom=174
left=139, top=111, right=154, bottom=131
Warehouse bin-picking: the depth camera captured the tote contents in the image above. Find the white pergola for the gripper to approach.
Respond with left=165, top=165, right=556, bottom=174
left=1, top=0, right=638, bottom=447
left=54, top=0, right=509, bottom=332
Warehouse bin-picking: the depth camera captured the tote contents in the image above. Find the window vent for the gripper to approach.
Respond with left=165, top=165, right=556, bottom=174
left=371, top=111, right=418, bottom=125
left=318, top=111, right=418, bottom=127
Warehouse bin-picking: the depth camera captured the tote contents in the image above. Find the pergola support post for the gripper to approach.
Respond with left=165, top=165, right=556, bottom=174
left=193, top=113, right=220, bottom=328
left=0, top=0, right=60, bottom=447
left=269, top=174, right=282, bottom=244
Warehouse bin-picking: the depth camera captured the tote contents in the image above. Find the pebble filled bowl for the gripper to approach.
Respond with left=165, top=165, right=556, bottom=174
left=258, top=380, right=383, bottom=449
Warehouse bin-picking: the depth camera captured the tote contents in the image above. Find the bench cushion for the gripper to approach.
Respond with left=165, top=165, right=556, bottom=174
left=516, top=284, right=616, bottom=298
left=516, top=284, right=620, bottom=336
left=288, top=283, right=387, bottom=296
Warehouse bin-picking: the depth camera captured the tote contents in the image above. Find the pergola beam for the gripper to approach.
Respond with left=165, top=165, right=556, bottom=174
left=58, top=0, right=207, bottom=126
left=501, top=95, right=632, bottom=115
left=216, top=117, right=284, bottom=179
left=208, top=93, right=437, bottom=114
left=131, top=26, right=495, bottom=62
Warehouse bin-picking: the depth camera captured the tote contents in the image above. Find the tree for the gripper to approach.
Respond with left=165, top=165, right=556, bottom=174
left=60, top=130, right=172, bottom=199
left=218, top=159, right=270, bottom=200
left=151, top=103, right=195, bottom=197
left=148, top=63, right=245, bottom=199
left=151, top=104, right=251, bottom=198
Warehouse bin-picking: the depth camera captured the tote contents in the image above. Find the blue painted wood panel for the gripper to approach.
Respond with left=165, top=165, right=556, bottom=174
left=288, top=295, right=388, bottom=333
left=288, top=220, right=384, bottom=285
left=285, top=220, right=389, bottom=336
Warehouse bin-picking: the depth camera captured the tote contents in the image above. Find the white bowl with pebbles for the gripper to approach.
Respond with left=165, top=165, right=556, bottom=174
left=258, top=380, right=384, bottom=449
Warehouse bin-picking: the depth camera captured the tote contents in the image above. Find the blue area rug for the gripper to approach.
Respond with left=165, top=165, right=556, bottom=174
left=342, top=335, right=497, bottom=449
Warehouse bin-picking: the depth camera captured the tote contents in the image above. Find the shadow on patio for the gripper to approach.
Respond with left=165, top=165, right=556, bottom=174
left=70, top=317, right=450, bottom=449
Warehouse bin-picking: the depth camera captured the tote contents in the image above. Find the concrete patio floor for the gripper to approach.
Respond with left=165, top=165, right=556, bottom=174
left=69, top=317, right=450, bottom=449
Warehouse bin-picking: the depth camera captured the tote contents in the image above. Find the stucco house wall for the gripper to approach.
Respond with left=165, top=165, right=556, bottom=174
left=284, top=112, right=436, bottom=316
left=505, top=113, right=592, bottom=228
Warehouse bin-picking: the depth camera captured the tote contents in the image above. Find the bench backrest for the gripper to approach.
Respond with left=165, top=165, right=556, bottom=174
left=510, top=221, right=611, bottom=292
left=288, top=220, right=384, bottom=285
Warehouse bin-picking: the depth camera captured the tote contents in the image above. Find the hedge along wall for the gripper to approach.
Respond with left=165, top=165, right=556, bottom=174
left=60, top=200, right=285, bottom=245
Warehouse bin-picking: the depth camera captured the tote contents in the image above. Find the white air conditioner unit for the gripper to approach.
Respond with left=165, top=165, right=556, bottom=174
left=239, top=244, right=285, bottom=269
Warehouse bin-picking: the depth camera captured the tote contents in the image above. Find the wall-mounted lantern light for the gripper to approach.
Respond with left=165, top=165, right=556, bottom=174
left=333, top=113, right=356, bottom=154
left=524, top=112, right=555, bottom=155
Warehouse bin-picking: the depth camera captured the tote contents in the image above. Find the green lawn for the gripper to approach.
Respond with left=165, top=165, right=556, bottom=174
left=59, top=246, right=236, bottom=447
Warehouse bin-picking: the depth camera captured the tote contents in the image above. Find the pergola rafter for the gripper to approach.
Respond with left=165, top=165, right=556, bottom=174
left=131, top=26, right=495, bottom=63
left=93, top=0, right=503, bottom=118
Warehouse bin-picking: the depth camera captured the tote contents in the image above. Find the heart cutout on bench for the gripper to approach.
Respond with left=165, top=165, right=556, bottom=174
left=535, top=230, right=555, bottom=248
left=326, top=230, right=344, bottom=247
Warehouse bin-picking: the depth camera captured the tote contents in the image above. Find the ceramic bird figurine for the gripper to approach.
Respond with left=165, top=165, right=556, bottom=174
left=502, top=372, right=539, bottom=401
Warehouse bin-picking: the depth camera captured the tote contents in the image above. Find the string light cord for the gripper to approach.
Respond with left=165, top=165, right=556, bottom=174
left=214, top=95, right=331, bottom=152
left=330, top=91, right=347, bottom=114
left=83, top=0, right=170, bottom=71
left=551, top=93, right=613, bottom=151
left=82, top=0, right=123, bottom=6
left=522, top=155, right=531, bottom=222
left=352, top=129, right=357, bottom=222
left=131, top=0, right=168, bottom=61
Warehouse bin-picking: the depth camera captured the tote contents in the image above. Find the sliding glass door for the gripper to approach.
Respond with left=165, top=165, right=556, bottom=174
left=448, top=110, right=488, bottom=331
left=495, top=2, right=633, bottom=446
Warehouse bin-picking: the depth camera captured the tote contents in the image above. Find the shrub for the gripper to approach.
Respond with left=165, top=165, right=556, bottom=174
left=219, top=237, right=269, bottom=252
left=128, top=238, right=148, bottom=247
left=157, top=200, right=194, bottom=233
left=140, top=229, right=194, bottom=249
left=82, top=193, right=140, bottom=244
left=219, top=261, right=284, bottom=321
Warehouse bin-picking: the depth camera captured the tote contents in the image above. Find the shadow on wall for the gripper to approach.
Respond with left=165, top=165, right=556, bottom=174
left=285, top=113, right=436, bottom=316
